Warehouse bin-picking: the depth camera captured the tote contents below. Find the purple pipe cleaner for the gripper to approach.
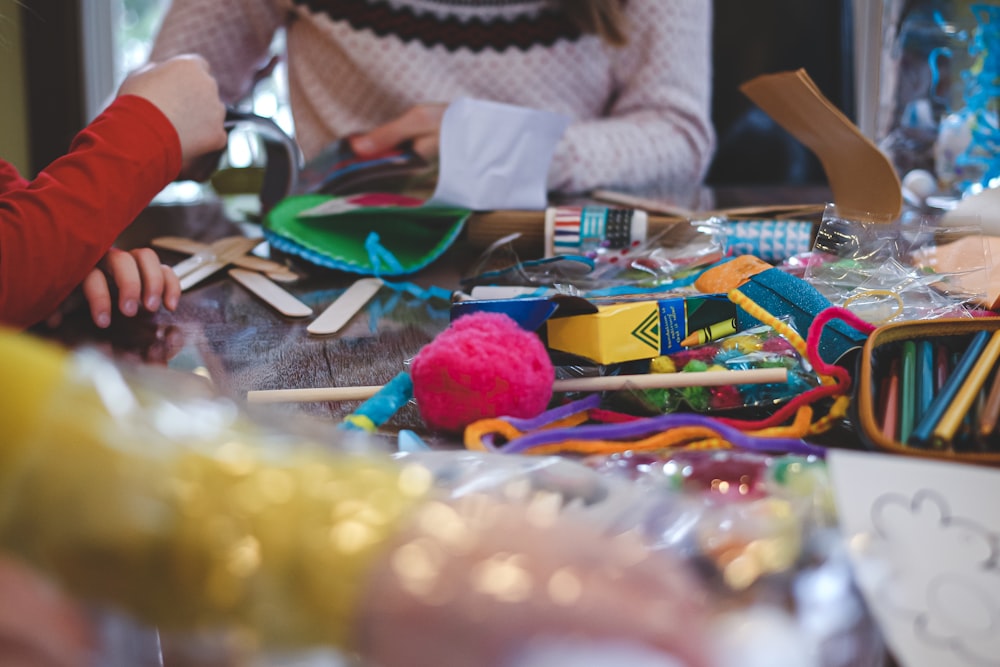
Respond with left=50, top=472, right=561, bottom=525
left=481, top=395, right=825, bottom=458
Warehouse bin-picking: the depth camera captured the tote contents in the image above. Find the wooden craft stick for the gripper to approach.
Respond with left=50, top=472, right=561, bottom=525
left=151, top=235, right=214, bottom=255
left=228, top=269, right=313, bottom=317
left=246, top=367, right=789, bottom=404
left=169, top=250, right=220, bottom=281
left=307, top=277, right=384, bottom=335
left=154, top=235, right=296, bottom=284
left=168, top=236, right=266, bottom=291
left=178, top=261, right=228, bottom=291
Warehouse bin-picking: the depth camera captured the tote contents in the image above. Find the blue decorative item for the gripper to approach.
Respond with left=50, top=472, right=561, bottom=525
left=953, top=4, right=1000, bottom=194
left=724, top=220, right=814, bottom=263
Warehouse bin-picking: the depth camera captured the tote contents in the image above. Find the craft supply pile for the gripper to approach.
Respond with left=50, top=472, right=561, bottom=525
left=10, top=10, right=1000, bottom=663
left=225, top=58, right=1000, bottom=667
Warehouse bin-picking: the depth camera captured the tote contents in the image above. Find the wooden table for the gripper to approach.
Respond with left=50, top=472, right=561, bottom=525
left=37, top=185, right=835, bottom=445
left=37, top=184, right=901, bottom=667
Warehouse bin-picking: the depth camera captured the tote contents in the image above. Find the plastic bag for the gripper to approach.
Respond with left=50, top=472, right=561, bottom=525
left=804, top=204, right=985, bottom=323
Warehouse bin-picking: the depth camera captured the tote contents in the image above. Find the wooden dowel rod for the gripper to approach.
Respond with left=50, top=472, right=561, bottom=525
left=245, top=367, right=789, bottom=405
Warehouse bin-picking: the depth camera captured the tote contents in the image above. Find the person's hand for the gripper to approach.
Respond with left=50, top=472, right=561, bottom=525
left=357, top=495, right=711, bottom=667
left=0, top=554, right=95, bottom=667
left=84, top=248, right=181, bottom=329
left=349, top=103, right=447, bottom=161
left=48, top=248, right=181, bottom=329
left=118, top=54, right=228, bottom=176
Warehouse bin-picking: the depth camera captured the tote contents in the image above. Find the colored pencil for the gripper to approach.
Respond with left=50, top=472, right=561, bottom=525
left=899, top=340, right=917, bottom=443
left=880, top=358, right=901, bottom=441
left=932, top=330, right=1000, bottom=449
left=916, top=339, right=935, bottom=414
left=909, top=330, right=991, bottom=448
left=935, top=342, right=950, bottom=393
left=978, top=351, right=1000, bottom=443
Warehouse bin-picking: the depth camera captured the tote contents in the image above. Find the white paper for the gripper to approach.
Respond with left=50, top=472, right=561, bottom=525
left=429, top=97, right=570, bottom=211
left=827, top=450, right=1000, bottom=667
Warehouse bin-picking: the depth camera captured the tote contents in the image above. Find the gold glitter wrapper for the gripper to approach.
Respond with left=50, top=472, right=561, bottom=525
left=0, top=330, right=430, bottom=650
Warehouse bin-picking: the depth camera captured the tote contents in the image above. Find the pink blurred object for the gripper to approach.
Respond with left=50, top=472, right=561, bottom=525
left=410, top=312, right=555, bottom=433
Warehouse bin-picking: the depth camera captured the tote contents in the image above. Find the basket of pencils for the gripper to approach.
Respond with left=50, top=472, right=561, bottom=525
left=856, top=317, right=1000, bottom=464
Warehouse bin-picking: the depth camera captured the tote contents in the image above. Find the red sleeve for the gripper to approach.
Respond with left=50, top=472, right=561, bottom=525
left=0, top=95, right=182, bottom=329
left=0, top=160, right=29, bottom=192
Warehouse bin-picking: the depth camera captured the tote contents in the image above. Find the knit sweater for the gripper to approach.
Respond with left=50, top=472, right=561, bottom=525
left=0, top=96, right=181, bottom=329
left=150, top=0, right=715, bottom=195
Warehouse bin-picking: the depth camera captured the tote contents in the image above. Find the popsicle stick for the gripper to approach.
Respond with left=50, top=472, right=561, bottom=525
left=178, top=262, right=227, bottom=291
left=262, top=269, right=301, bottom=284
left=221, top=251, right=294, bottom=278
left=229, top=269, right=313, bottom=317
left=307, top=277, right=384, bottom=335
left=155, top=236, right=292, bottom=282
left=170, top=252, right=217, bottom=281
left=151, top=236, right=210, bottom=255
left=246, top=367, right=788, bottom=404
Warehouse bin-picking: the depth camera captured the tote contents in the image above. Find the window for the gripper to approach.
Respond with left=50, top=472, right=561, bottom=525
left=81, top=0, right=293, bottom=197
left=81, top=0, right=166, bottom=122
left=82, top=0, right=292, bottom=138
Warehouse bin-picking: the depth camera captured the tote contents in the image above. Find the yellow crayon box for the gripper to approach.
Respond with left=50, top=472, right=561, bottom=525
left=545, top=295, right=737, bottom=365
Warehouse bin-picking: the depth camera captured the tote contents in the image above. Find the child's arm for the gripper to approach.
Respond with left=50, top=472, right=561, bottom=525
left=0, top=160, right=28, bottom=192
left=0, top=56, right=226, bottom=330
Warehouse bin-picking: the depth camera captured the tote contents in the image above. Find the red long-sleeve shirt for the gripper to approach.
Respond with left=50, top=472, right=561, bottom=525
left=0, top=95, right=181, bottom=329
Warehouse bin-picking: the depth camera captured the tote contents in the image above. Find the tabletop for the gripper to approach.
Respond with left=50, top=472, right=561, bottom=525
left=37, top=183, right=906, bottom=667
left=37, top=184, right=836, bottom=446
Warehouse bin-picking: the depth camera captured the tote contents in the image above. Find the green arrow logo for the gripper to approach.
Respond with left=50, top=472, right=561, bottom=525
left=631, top=310, right=660, bottom=350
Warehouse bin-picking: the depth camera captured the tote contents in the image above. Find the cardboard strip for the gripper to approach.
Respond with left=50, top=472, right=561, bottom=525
left=740, top=69, right=902, bottom=222
left=307, top=277, right=384, bottom=335
left=228, top=269, right=313, bottom=317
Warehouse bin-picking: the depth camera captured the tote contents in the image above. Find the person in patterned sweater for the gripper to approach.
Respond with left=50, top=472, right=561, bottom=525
left=150, top=0, right=714, bottom=195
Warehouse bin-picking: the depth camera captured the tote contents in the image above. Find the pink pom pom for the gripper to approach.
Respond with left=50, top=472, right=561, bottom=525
left=410, top=312, right=555, bottom=433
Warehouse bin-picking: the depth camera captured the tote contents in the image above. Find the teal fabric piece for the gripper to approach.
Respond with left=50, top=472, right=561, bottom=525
left=736, top=268, right=868, bottom=364
left=264, top=194, right=470, bottom=277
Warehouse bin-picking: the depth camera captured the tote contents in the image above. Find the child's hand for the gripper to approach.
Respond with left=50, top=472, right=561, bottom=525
left=44, top=249, right=180, bottom=330
left=118, top=54, right=229, bottom=176
left=83, top=247, right=181, bottom=329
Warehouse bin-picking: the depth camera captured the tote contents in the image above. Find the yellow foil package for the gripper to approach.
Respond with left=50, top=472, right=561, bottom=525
left=545, top=295, right=736, bottom=364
